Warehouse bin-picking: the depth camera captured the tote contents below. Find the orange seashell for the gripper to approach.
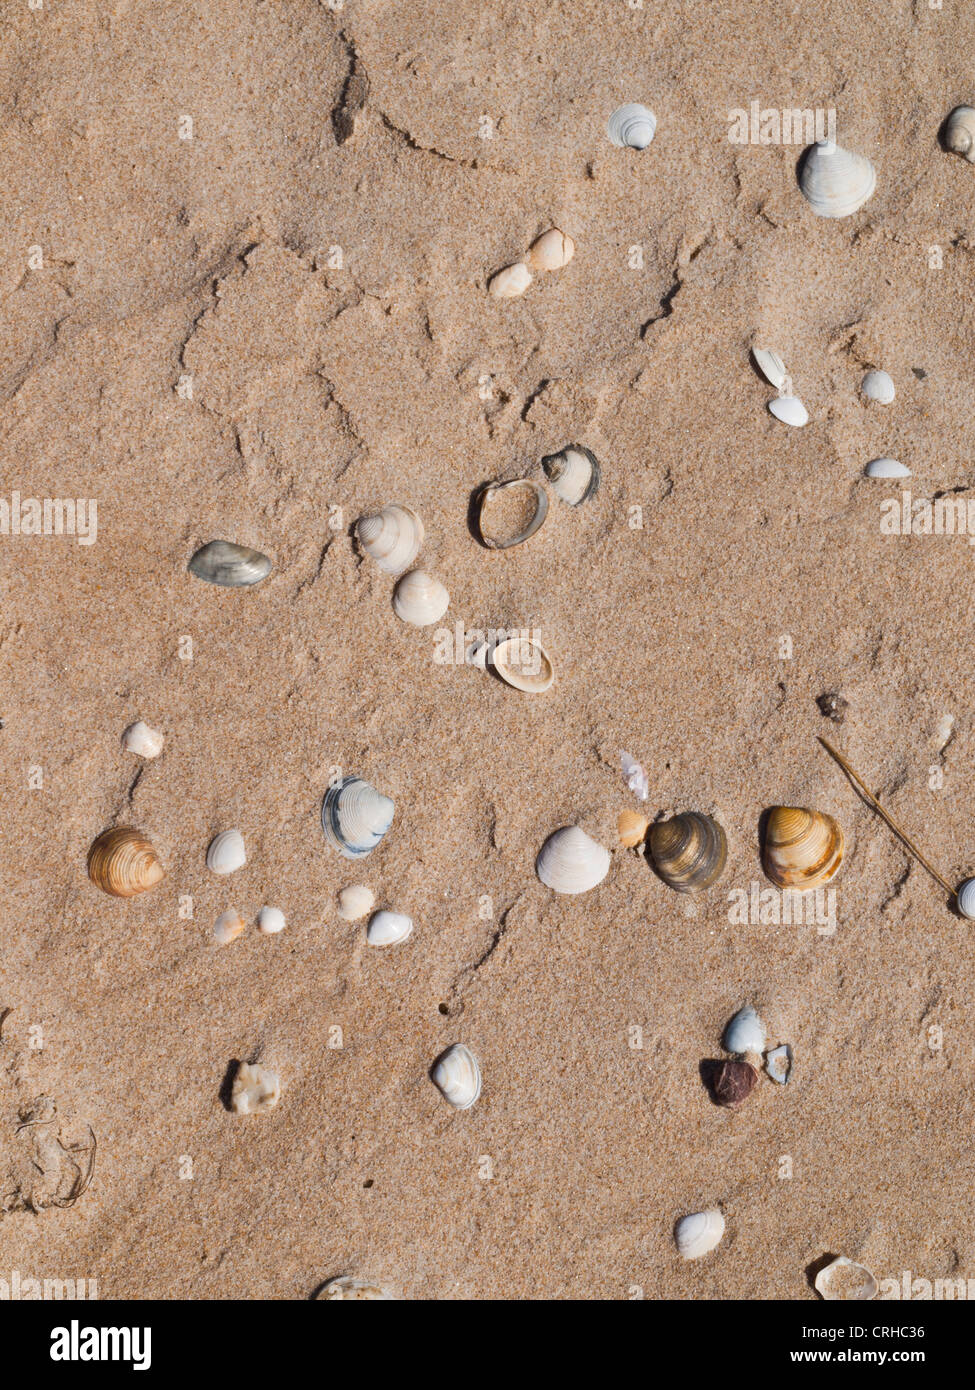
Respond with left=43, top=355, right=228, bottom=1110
left=618, top=809, right=651, bottom=848
left=762, top=807, right=843, bottom=890
left=87, top=827, right=164, bottom=898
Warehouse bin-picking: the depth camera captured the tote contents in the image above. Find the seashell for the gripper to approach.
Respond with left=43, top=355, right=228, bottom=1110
left=766, top=1043, right=793, bottom=1084
left=536, top=825, right=611, bottom=894
left=120, top=720, right=164, bottom=759
left=476, top=478, right=548, bottom=549
left=488, top=262, right=532, bottom=299
left=703, top=1058, right=759, bottom=1107
left=752, top=347, right=789, bottom=391
left=491, top=635, right=555, bottom=693
left=861, top=370, right=895, bottom=404
left=188, top=540, right=271, bottom=588
left=607, top=103, right=656, bottom=149
left=526, top=228, right=575, bottom=272
left=798, top=138, right=876, bottom=218
left=431, top=1042, right=482, bottom=1109
left=865, top=456, right=910, bottom=478
left=366, top=909, right=413, bottom=947
left=87, top=827, right=165, bottom=898
left=206, top=829, right=246, bottom=876
left=675, top=1209, right=725, bottom=1260
left=763, top=806, right=844, bottom=890
left=322, top=776, right=394, bottom=860
left=618, top=809, right=651, bottom=848
left=814, top=1256, right=878, bottom=1302
left=955, top=877, right=975, bottom=919
left=337, top=884, right=375, bottom=921
left=317, top=1277, right=393, bottom=1301
left=392, top=569, right=449, bottom=627
left=213, top=909, right=246, bottom=945
left=723, top=1005, right=766, bottom=1058
left=944, top=105, right=975, bottom=162
left=768, top=395, right=808, bottom=427
left=355, top=504, right=424, bottom=576
left=541, top=445, right=600, bottom=506
left=648, top=812, right=727, bottom=893
left=230, top=1061, right=280, bottom=1115
left=257, top=906, right=286, bottom=935
left=620, top=750, right=649, bottom=800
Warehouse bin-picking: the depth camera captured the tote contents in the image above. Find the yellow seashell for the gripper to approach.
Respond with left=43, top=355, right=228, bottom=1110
left=87, top=827, right=165, bottom=898
left=618, top=809, right=651, bottom=848
left=762, top=806, right=843, bottom=890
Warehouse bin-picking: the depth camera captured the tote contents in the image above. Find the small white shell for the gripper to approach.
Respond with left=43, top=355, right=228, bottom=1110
left=213, top=909, right=246, bottom=945
left=526, top=228, right=575, bottom=272
left=798, top=138, right=877, bottom=218
left=337, top=884, right=375, bottom=921
left=536, top=825, right=611, bottom=895
left=945, top=105, right=975, bottom=162
left=488, top=263, right=532, bottom=299
left=768, top=395, right=808, bottom=427
left=607, top=103, right=656, bottom=149
left=356, top=504, right=424, bottom=575
left=865, top=456, right=910, bottom=478
left=765, top=1043, right=792, bottom=1084
left=257, top=906, right=286, bottom=935
left=322, top=777, right=394, bottom=859
left=206, top=829, right=246, bottom=875
left=366, top=909, right=413, bottom=947
left=956, top=877, right=975, bottom=919
left=431, top=1043, right=482, bottom=1109
left=542, top=445, right=600, bottom=506
left=814, top=1256, right=878, bottom=1301
left=318, top=1277, right=393, bottom=1301
left=120, top=720, right=164, bottom=759
left=861, top=370, right=895, bottom=404
left=675, top=1209, right=725, bottom=1260
left=392, top=569, right=450, bottom=627
left=723, top=1005, right=766, bottom=1056
left=492, top=636, right=555, bottom=694
left=231, top=1061, right=280, bottom=1115
left=752, top=347, right=789, bottom=391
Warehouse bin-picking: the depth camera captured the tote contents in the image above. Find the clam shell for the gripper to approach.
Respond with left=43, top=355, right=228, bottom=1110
left=337, top=884, right=375, bottom=921
left=541, top=445, right=600, bottom=506
left=618, top=809, right=651, bottom=848
left=763, top=806, right=844, bottom=890
left=230, top=1061, right=280, bottom=1115
left=768, top=395, right=808, bottom=427
left=536, top=825, right=611, bottom=895
left=355, top=504, right=424, bottom=575
left=945, top=105, right=975, bottom=162
left=956, top=876, right=975, bottom=919
left=257, top=906, right=286, bottom=935
left=675, top=1209, right=725, bottom=1260
left=322, top=776, right=394, bottom=860
left=392, top=569, right=449, bottom=626
left=723, top=1005, right=766, bottom=1057
left=526, top=228, right=575, bottom=272
left=861, top=370, right=895, bottom=404
left=814, top=1256, right=878, bottom=1301
left=752, top=347, right=789, bottom=391
left=865, top=456, right=910, bottom=478
left=188, top=540, right=271, bottom=588
left=607, top=103, right=656, bottom=149
left=476, top=478, right=548, bottom=549
left=431, top=1042, right=482, bottom=1109
left=492, top=636, right=554, bottom=693
left=648, top=812, right=727, bottom=893
left=488, top=263, right=532, bottom=299
left=87, top=827, right=165, bottom=898
left=206, top=829, right=246, bottom=875
left=798, top=138, right=876, bottom=218
left=317, top=1277, right=393, bottom=1301
left=766, top=1043, right=793, bottom=1084
left=213, top=909, right=246, bottom=945
left=366, top=909, right=413, bottom=947
left=120, top=720, right=164, bottom=759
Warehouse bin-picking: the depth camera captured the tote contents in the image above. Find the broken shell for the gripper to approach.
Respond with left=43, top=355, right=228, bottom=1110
left=944, top=105, right=975, bottom=162
left=723, top=1005, right=766, bottom=1057
left=231, top=1062, right=280, bottom=1115
left=431, top=1043, right=482, bottom=1110
left=675, top=1209, right=725, bottom=1260
left=607, top=103, right=656, bottom=149
left=541, top=445, right=600, bottom=506
left=476, top=478, right=548, bottom=549
left=536, top=825, right=611, bottom=894
left=120, top=720, right=164, bottom=759
left=318, top=1277, right=393, bottom=1301
left=618, top=809, right=651, bottom=848
left=865, top=456, right=910, bottom=478
left=338, top=884, right=375, bottom=921
left=768, top=395, right=808, bottom=427
left=488, top=262, right=532, bottom=299
left=257, top=906, right=286, bottom=935
left=861, top=370, right=895, bottom=404
left=188, top=540, right=271, bottom=588
left=322, top=776, right=394, bottom=860
left=814, top=1256, right=878, bottom=1301
left=366, top=909, right=413, bottom=947
left=763, top=806, right=844, bottom=890
left=392, top=569, right=449, bottom=626
left=87, top=827, right=165, bottom=898
left=491, top=635, right=555, bottom=693
left=766, top=1043, right=793, bottom=1084
left=704, top=1058, right=758, bottom=1107
left=648, top=812, right=727, bottom=893
left=213, top=909, right=246, bottom=945
left=526, top=228, right=575, bottom=272
left=752, top=347, right=789, bottom=391
left=355, top=504, right=424, bottom=576
left=798, top=138, right=876, bottom=218
left=206, top=829, right=246, bottom=875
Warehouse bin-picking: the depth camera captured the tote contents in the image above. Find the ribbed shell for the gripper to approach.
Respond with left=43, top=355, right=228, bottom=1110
left=956, top=877, right=975, bottom=919
left=648, top=812, right=727, bottom=893
left=861, top=370, right=895, bottom=404
left=87, top=827, right=165, bottom=898
left=606, top=103, right=656, bottom=149
left=206, top=829, right=246, bottom=875
left=337, top=884, right=375, bottom=921
left=188, top=540, right=271, bottom=588
left=798, top=138, right=876, bottom=218
left=392, top=569, right=450, bottom=626
left=675, top=1209, right=725, bottom=1260
left=535, top=825, right=611, bottom=894
left=431, top=1043, right=482, bottom=1109
left=945, top=105, right=975, bottom=162
left=763, top=806, right=843, bottom=889
left=355, top=504, right=424, bottom=575
left=321, top=776, right=394, bottom=859
left=618, top=809, right=651, bottom=848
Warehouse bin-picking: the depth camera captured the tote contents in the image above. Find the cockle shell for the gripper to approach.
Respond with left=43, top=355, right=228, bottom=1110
left=527, top=228, right=575, bottom=273
left=476, top=478, right=548, bottom=549
left=763, top=806, right=844, bottom=890
left=956, top=877, right=975, bottom=919
left=257, top=906, right=286, bottom=935
left=861, top=370, right=895, bottom=404
left=752, top=347, right=789, bottom=391
left=723, top=1005, right=766, bottom=1057
left=337, top=884, right=375, bottom=921
left=213, top=909, right=246, bottom=945
left=87, top=828, right=165, bottom=898
left=865, top=456, right=910, bottom=478
left=322, top=777, right=394, bottom=860
left=944, top=105, right=975, bottom=162
left=618, top=809, right=651, bottom=848
left=536, top=825, right=611, bottom=894
left=431, top=1043, right=482, bottom=1109
left=798, top=138, right=876, bottom=218
left=230, top=1062, right=280, bottom=1115
left=491, top=636, right=555, bottom=693
left=318, top=1277, right=394, bottom=1301
left=768, top=395, right=808, bottom=427
left=675, top=1209, right=725, bottom=1260
left=121, top=720, right=164, bottom=759
left=814, top=1256, right=878, bottom=1301
left=648, top=812, right=727, bottom=893
left=355, top=504, right=424, bottom=575
left=206, top=829, right=246, bottom=875
left=188, top=540, right=272, bottom=588
left=488, top=263, right=532, bottom=299
left=392, top=569, right=449, bottom=626
left=541, top=445, right=600, bottom=506
left=366, top=910, right=413, bottom=947
left=766, top=1043, right=793, bottom=1084
left=607, top=103, right=656, bottom=149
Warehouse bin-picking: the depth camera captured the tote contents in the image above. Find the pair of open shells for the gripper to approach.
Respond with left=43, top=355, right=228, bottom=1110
left=475, top=446, right=599, bottom=550
left=87, top=828, right=165, bottom=898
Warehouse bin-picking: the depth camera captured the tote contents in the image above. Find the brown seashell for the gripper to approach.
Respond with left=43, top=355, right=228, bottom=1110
left=648, top=812, right=727, bottom=892
left=618, top=809, right=651, bottom=848
left=702, top=1058, right=758, bottom=1107
left=763, top=806, right=843, bottom=890
left=87, top=827, right=165, bottom=898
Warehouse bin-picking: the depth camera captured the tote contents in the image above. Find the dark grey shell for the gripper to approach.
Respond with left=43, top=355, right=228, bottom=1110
left=648, top=812, right=727, bottom=893
left=188, top=540, right=272, bottom=588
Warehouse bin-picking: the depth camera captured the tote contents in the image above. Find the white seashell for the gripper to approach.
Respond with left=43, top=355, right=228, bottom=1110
left=956, top=877, right=975, bottom=919
left=526, top=228, right=575, bottom=272
left=944, top=105, right=975, bottom=162
left=723, top=1005, right=766, bottom=1057
left=798, top=138, right=876, bottom=218
left=536, top=825, right=611, bottom=895
left=392, top=569, right=449, bottom=627
left=366, top=909, right=413, bottom=947
left=814, top=1255, right=878, bottom=1301
left=213, top=909, right=246, bottom=945
left=607, top=103, right=656, bottom=149
left=476, top=478, right=548, bottom=549
left=620, top=750, right=649, bottom=801
left=765, top=1043, right=793, bottom=1084
left=488, top=263, right=532, bottom=299
left=337, top=884, right=375, bottom=921
left=865, top=456, right=910, bottom=478
left=356, top=504, right=424, bottom=575
left=257, top=906, right=286, bottom=935
left=752, top=347, right=789, bottom=391
left=675, top=1209, right=725, bottom=1260
left=431, top=1043, right=482, bottom=1109
left=861, top=370, right=895, bottom=404
left=491, top=636, right=555, bottom=694
left=231, top=1061, right=280, bottom=1115
left=120, top=720, right=164, bottom=759
left=541, top=445, right=600, bottom=506
left=768, top=395, right=808, bottom=427
left=322, top=777, right=394, bottom=859
left=206, top=829, right=246, bottom=875
left=318, top=1277, right=393, bottom=1301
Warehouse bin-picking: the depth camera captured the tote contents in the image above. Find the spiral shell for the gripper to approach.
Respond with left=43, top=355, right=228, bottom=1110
left=392, top=569, right=449, bottom=626
left=814, top=1256, right=878, bottom=1301
left=607, top=103, right=656, bottom=149
left=188, top=540, right=272, bottom=588
left=366, top=910, right=413, bottom=947
left=431, top=1043, right=482, bottom=1109
left=526, top=228, right=575, bottom=272
left=475, top=478, right=548, bottom=549
left=536, top=825, right=611, bottom=894
left=492, top=636, right=554, bottom=693
left=206, top=829, right=246, bottom=875
left=322, top=777, right=394, bottom=860
left=944, top=105, right=975, bottom=162
left=541, top=445, right=600, bottom=506
left=798, top=138, right=876, bottom=218
left=87, top=827, right=165, bottom=898
left=675, top=1209, right=725, bottom=1260
left=648, top=812, right=727, bottom=893
left=762, top=806, right=843, bottom=890
left=618, top=809, right=651, bottom=848
left=355, top=504, right=424, bottom=575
